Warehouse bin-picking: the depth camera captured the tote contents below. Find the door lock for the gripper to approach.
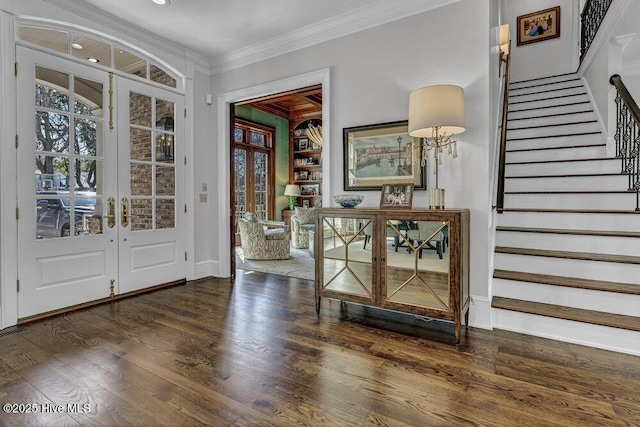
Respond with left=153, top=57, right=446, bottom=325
left=105, top=197, right=116, bottom=228
left=121, top=197, right=129, bottom=228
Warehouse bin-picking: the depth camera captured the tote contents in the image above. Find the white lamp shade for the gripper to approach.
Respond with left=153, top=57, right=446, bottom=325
left=499, top=23, right=510, bottom=55
left=408, top=85, right=465, bottom=138
left=284, top=184, right=301, bottom=196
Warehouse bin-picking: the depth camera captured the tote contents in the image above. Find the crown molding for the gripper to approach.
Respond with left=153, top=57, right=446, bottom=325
left=42, top=0, right=209, bottom=74
left=209, top=0, right=461, bottom=74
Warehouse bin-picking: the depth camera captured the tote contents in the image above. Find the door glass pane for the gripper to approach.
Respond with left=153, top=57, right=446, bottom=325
left=20, top=26, right=68, bottom=53
left=131, top=198, right=152, bottom=231
left=234, top=148, right=247, bottom=229
left=254, top=152, right=268, bottom=219
left=156, top=166, right=175, bottom=196
left=130, top=128, right=152, bottom=161
left=33, top=65, right=104, bottom=240
left=130, top=92, right=151, bottom=127
left=35, top=112, right=70, bottom=153
left=155, top=133, right=174, bottom=163
left=115, top=48, right=147, bottom=78
left=156, top=199, right=175, bottom=229
left=36, top=67, right=70, bottom=110
left=250, top=131, right=265, bottom=147
left=74, top=118, right=101, bottom=156
left=130, top=164, right=152, bottom=196
left=150, top=64, right=177, bottom=88
left=234, top=128, right=244, bottom=143
left=71, top=35, right=112, bottom=67
left=74, top=76, right=103, bottom=118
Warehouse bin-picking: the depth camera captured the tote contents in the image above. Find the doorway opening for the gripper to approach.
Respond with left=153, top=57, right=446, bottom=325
left=230, top=84, right=322, bottom=280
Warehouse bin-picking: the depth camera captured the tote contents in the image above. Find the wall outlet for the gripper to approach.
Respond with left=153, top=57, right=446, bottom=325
left=201, top=183, right=207, bottom=192
left=199, top=193, right=207, bottom=202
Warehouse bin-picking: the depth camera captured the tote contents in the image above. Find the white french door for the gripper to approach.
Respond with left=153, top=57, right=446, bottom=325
left=116, top=78, right=185, bottom=293
left=16, top=47, right=185, bottom=318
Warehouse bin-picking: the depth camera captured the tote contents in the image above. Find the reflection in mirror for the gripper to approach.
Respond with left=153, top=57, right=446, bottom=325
left=385, top=219, right=450, bottom=310
left=321, top=217, right=373, bottom=298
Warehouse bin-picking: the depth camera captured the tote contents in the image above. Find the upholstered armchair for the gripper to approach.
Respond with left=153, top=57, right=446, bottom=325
left=406, top=221, right=446, bottom=259
left=291, top=207, right=315, bottom=249
left=238, top=213, right=290, bottom=260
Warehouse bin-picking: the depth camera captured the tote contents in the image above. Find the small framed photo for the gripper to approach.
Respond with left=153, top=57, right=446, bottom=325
left=380, top=183, right=413, bottom=209
left=298, top=170, right=309, bottom=181
left=298, top=138, right=308, bottom=151
left=301, top=183, right=319, bottom=195
left=517, top=6, right=560, bottom=46
left=302, top=199, right=310, bottom=208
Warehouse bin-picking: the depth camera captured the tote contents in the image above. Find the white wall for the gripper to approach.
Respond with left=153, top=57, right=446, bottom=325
left=204, top=0, right=493, bottom=326
left=505, top=0, right=578, bottom=82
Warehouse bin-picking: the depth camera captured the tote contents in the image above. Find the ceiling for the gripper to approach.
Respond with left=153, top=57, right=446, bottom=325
left=238, top=84, right=322, bottom=122
left=55, top=0, right=458, bottom=72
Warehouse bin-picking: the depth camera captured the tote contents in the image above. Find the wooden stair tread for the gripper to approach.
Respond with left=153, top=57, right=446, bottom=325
left=509, top=85, right=584, bottom=98
left=507, top=131, right=600, bottom=141
left=508, top=109, right=594, bottom=121
left=495, top=246, right=640, bottom=265
left=504, top=190, right=634, bottom=195
left=510, top=74, right=579, bottom=86
left=506, top=143, right=605, bottom=153
left=509, top=93, right=587, bottom=106
left=508, top=120, right=597, bottom=130
left=492, top=296, right=640, bottom=332
left=509, top=100, right=591, bottom=113
left=506, top=157, right=617, bottom=165
left=496, top=226, right=640, bottom=238
left=505, top=172, right=626, bottom=178
left=501, top=208, right=640, bottom=214
left=493, top=269, right=640, bottom=296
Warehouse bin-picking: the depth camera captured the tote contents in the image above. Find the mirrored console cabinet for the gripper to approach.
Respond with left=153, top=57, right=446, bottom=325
left=314, top=208, right=470, bottom=343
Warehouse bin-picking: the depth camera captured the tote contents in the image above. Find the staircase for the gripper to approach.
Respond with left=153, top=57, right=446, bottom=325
left=492, top=73, right=640, bottom=355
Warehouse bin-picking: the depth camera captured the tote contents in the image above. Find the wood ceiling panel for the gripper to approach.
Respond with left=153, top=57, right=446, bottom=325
left=238, top=84, right=322, bottom=121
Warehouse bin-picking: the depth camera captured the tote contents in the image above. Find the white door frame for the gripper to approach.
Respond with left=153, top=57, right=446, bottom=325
left=0, top=15, right=195, bottom=329
left=215, top=68, right=331, bottom=278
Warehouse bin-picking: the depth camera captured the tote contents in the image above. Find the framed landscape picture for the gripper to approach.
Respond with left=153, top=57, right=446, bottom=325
left=343, top=121, right=426, bottom=191
left=517, top=6, right=560, bottom=46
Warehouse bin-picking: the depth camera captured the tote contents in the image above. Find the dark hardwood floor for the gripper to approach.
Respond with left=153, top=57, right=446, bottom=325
left=0, top=270, right=638, bottom=426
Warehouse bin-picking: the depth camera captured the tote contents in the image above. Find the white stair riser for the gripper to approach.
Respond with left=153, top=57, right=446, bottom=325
left=510, top=80, right=584, bottom=97
left=504, top=175, right=629, bottom=192
left=510, top=94, right=590, bottom=111
left=507, top=122, right=601, bottom=140
left=492, top=309, right=640, bottom=356
left=509, top=102, right=593, bottom=119
left=508, top=111, right=596, bottom=128
left=510, top=75, right=581, bottom=89
left=493, top=278, right=640, bottom=316
left=509, top=86, right=586, bottom=104
left=496, top=211, right=640, bottom=231
left=506, top=159, right=621, bottom=176
left=507, top=133, right=602, bottom=150
left=494, top=253, right=640, bottom=284
left=495, top=231, right=640, bottom=256
left=504, top=192, right=637, bottom=210
left=505, top=145, right=605, bottom=162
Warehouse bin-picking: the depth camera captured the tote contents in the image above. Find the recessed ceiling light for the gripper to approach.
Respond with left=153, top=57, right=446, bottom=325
left=72, top=43, right=83, bottom=50
left=151, top=0, right=170, bottom=5
left=88, top=57, right=99, bottom=63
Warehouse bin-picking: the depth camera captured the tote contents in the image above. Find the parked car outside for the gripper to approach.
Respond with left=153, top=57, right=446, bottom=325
left=36, top=191, right=96, bottom=238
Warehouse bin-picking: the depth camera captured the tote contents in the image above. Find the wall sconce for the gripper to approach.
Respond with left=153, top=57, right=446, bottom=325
left=499, top=24, right=510, bottom=77
left=408, top=84, right=465, bottom=209
left=284, top=184, right=301, bottom=210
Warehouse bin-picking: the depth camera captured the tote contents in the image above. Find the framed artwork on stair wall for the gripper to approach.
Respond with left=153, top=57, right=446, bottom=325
left=517, top=6, right=560, bottom=46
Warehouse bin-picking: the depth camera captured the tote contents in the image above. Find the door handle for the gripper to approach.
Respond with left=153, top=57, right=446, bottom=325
left=121, top=197, right=129, bottom=228
left=105, top=196, right=116, bottom=228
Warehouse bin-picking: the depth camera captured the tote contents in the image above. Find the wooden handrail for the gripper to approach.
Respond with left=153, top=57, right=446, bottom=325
left=609, top=74, right=640, bottom=211
left=495, top=42, right=511, bottom=214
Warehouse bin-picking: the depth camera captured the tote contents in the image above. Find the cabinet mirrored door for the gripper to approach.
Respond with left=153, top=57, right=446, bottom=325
left=384, top=219, right=450, bottom=311
left=320, top=216, right=373, bottom=300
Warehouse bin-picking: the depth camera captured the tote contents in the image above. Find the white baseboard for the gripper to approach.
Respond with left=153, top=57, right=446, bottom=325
left=469, top=295, right=492, bottom=330
left=192, top=260, right=224, bottom=280
left=493, top=309, right=640, bottom=356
